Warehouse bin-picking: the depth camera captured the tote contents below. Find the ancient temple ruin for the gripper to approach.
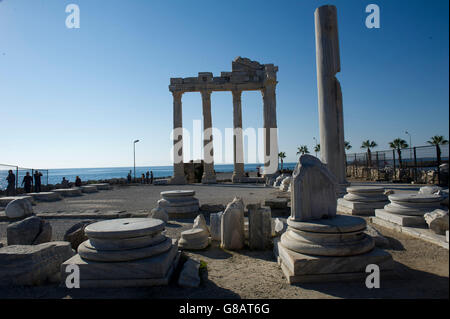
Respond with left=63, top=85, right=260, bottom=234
left=168, top=57, right=279, bottom=184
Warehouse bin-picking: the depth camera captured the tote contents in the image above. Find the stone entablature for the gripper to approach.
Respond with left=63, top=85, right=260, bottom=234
left=169, top=57, right=278, bottom=93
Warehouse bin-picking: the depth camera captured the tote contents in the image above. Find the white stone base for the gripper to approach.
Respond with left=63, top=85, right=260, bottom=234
left=337, top=198, right=387, bottom=216
left=61, top=241, right=180, bottom=288
left=375, top=209, right=425, bottom=227
left=274, top=238, right=395, bottom=284
left=169, top=175, right=187, bottom=185
left=371, top=217, right=449, bottom=250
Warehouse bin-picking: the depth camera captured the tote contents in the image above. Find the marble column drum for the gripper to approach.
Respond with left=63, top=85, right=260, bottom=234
left=337, top=186, right=388, bottom=216
left=232, top=90, right=245, bottom=183
left=201, top=90, right=217, bottom=184
left=374, top=193, right=445, bottom=227
left=315, top=4, right=348, bottom=197
left=170, top=91, right=187, bottom=185
left=157, top=190, right=200, bottom=219
left=61, top=218, right=180, bottom=288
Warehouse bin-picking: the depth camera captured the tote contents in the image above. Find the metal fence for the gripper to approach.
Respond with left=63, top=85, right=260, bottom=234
left=0, top=163, right=49, bottom=192
left=345, top=144, right=449, bottom=184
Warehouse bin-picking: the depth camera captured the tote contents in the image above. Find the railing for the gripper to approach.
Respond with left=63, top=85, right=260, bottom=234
left=345, top=144, right=449, bottom=185
left=0, top=163, right=49, bottom=192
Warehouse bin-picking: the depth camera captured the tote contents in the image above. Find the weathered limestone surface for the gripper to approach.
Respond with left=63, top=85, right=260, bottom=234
left=52, top=188, right=83, bottom=197
left=375, top=193, right=445, bottom=227
left=89, top=183, right=113, bottom=190
left=273, top=218, right=287, bottom=237
left=178, top=258, right=201, bottom=288
left=221, top=197, right=245, bottom=250
left=63, top=220, right=94, bottom=250
left=375, top=209, right=426, bottom=227
left=290, top=155, right=337, bottom=221
left=80, top=185, right=98, bottom=193
left=5, top=198, right=33, bottom=219
left=28, top=192, right=62, bottom=202
left=179, top=214, right=210, bottom=250
left=7, top=216, right=52, bottom=245
left=169, top=91, right=187, bottom=185
left=419, top=185, right=442, bottom=195
left=0, top=196, right=35, bottom=208
left=148, top=206, right=169, bottom=223
left=232, top=90, right=245, bottom=183
left=0, top=241, right=75, bottom=286
left=210, top=211, right=223, bottom=241
left=337, top=186, right=388, bottom=216
left=273, top=174, right=287, bottom=187
left=157, top=190, right=200, bottom=219
left=365, top=224, right=389, bottom=248
left=248, top=204, right=272, bottom=250
left=201, top=90, right=217, bottom=184
left=315, top=4, right=348, bottom=196
left=274, top=238, right=394, bottom=283
left=424, top=209, right=449, bottom=235
left=280, top=176, right=291, bottom=192
left=61, top=218, right=179, bottom=287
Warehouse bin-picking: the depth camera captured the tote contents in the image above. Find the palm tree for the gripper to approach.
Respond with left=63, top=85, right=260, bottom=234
left=389, top=138, right=409, bottom=168
left=361, top=140, right=377, bottom=167
left=297, top=146, right=309, bottom=156
left=314, top=144, right=320, bottom=157
left=344, top=141, right=352, bottom=151
left=278, top=152, right=286, bottom=171
left=427, top=135, right=448, bottom=167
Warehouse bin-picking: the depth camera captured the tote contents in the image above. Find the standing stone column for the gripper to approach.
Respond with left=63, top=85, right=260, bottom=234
left=170, top=91, right=187, bottom=184
left=314, top=5, right=348, bottom=196
left=261, top=69, right=279, bottom=177
left=232, top=90, right=245, bottom=183
left=201, top=90, right=217, bottom=184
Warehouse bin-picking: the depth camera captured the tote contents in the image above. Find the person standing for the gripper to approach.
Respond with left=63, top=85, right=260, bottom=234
left=75, top=176, right=82, bottom=187
left=150, top=171, right=154, bottom=184
left=6, top=170, right=16, bottom=196
left=34, top=170, right=43, bottom=193
left=146, top=171, right=150, bottom=184
left=21, top=172, right=33, bottom=193
left=127, top=171, right=132, bottom=184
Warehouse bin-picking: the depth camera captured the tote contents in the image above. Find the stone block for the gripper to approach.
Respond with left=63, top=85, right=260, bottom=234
left=5, top=198, right=33, bottom=219
left=274, top=238, right=394, bottom=283
left=248, top=204, right=272, bottom=250
left=178, top=258, right=201, bottom=288
left=0, top=241, right=75, bottom=286
left=375, top=209, right=426, bottom=227
left=221, top=197, right=245, bottom=250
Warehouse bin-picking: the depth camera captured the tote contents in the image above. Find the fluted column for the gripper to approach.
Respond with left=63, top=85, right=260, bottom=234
left=170, top=91, right=187, bottom=184
left=262, top=82, right=279, bottom=176
left=315, top=5, right=348, bottom=196
left=201, top=90, right=217, bottom=184
left=232, top=90, right=245, bottom=183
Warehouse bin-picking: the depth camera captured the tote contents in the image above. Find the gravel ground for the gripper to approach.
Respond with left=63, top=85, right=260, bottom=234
left=0, top=182, right=448, bottom=299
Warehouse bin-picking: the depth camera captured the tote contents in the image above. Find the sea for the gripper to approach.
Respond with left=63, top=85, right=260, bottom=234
left=0, top=163, right=298, bottom=190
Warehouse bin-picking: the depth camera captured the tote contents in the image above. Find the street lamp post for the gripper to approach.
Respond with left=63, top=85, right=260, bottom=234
left=313, top=137, right=318, bottom=157
left=405, top=131, right=412, bottom=160
left=133, top=139, right=140, bottom=182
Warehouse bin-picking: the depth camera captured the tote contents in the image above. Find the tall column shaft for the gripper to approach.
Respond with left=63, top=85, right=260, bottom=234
left=262, top=84, right=279, bottom=176
left=201, top=90, right=217, bottom=184
left=232, top=90, right=245, bottom=182
left=170, top=91, right=186, bottom=184
left=315, top=5, right=347, bottom=191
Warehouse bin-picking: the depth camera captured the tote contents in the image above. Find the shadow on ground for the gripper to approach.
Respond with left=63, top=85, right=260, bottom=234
left=293, top=260, right=449, bottom=299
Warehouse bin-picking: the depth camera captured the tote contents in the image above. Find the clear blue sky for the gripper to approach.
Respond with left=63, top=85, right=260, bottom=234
left=0, top=0, right=448, bottom=169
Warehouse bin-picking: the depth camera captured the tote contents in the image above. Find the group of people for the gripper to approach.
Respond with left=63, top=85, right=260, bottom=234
left=5, top=170, right=43, bottom=196
left=127, top=170, right=154, bottom=184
